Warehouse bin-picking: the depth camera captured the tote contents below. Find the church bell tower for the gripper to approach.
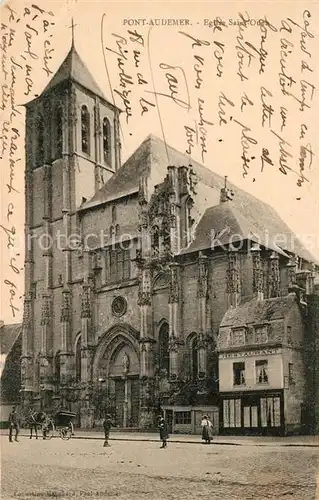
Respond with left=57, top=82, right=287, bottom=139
left=21, top=31, right=121, bottom=409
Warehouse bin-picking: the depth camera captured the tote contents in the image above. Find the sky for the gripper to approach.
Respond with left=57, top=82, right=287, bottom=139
left=0, top=0, right=318, bottom=324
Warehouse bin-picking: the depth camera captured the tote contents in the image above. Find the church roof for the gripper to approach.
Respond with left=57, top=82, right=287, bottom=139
left=0, top=322, right=22, bottom=356
left=41, top=45, right=110, bottom=103
left=181, top=199, right=317, bottom=263
left=79, top=133, right=246, bottom=209
left=80, top=134, right=175, bottom=209
left=179, top=201, right=290, bottom=257
left=80, top=134, right=316, bottom=263
left=219, top=295, right=297, bottom=329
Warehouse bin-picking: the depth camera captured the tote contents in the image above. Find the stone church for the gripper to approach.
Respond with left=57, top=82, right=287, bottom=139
left=20, top=41, right=319, bottom=435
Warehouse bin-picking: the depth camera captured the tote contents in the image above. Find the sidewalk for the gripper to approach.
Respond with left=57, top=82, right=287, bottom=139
left=1, top=429, right=318, bottom=447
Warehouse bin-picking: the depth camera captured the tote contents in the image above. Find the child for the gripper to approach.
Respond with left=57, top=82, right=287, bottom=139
left=158, top=416, right=169, bottom=449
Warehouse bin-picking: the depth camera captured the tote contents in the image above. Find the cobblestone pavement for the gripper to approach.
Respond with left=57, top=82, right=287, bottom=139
left=1, top=436, right=318, bottom=500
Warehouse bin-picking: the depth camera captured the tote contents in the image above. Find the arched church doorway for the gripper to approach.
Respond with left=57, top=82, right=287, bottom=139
left=92, top=326, right=140, bottom=428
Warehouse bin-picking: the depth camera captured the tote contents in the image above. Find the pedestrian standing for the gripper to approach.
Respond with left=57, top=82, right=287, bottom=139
left=207, top=416, right=213, bottom=442
left=8, top=406, right=20, bottom=443
left=158, top=416, right=169, bottom=449
left=103, top=414, right=113, bottom=447
left=201, top=415, right=213, bottom=444
left=28, top=408, right=38, bottom=440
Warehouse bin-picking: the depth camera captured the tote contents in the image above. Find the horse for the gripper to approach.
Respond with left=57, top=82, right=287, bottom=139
left=27, top=411, right=46, bottom=439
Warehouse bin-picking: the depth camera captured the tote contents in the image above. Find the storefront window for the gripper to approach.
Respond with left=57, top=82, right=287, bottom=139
left=175, top=411, right=191, bottom=425
left=223, top=399, right=241, bottom=428
left=260, top=396, right=281, bottom=427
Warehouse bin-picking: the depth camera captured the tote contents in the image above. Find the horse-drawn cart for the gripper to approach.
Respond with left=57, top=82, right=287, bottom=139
left=53, top=410, right=76, bottom=440
left=28, top=410, right=76, bottom=440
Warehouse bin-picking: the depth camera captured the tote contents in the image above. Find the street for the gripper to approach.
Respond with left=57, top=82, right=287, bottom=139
left=1, top=435, right=318, bottom=499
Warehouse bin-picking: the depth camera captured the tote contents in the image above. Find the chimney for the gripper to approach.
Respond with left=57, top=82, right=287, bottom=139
left=220, top=176, right=235, bottom=203
left=289, top=284, right=307, bottom=311
left=296, top=269, right=314, bottom=295
left=286, top=257, right=297, bottom=288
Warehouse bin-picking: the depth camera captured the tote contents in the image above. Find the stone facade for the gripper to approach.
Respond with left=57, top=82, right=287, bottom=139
left=20, top=43, right=319, bottom=434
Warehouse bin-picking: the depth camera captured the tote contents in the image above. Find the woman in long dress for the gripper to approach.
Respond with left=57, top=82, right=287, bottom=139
left=201, top=415, right=213, bottom=444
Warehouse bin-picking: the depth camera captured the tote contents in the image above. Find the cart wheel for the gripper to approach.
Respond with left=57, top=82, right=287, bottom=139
left=42, top=421, right=55, bottom=440
left=61, top=427, right=72, bottom=440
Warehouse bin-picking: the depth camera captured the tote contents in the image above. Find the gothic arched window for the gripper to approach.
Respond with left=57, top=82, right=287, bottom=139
left=54, top=352, right=60, bottom=391
left=75, top=336, right=81, bottom=382
left=190, top=334, right=198, bottom=380
left=81, top=105, right=90, bottom=154
left=185, top=197, right=194, bottom=245
left=54, top=106, right=63, bottom=159
left=103, top=117, right=111, bottom=163
left=151, top=226, right=159, bottom=255
left=37, top=114, right=45, bottom=165
left=159, top=322, right=169, bottom=375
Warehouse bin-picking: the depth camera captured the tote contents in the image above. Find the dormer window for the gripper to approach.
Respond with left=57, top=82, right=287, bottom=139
left=103, top=117, right=111, bottom=163
left=230, top=327, right=247, bottom=346
left=255, top=325, right=269, bottom=344
left=81, top=105, right=90, bottom=154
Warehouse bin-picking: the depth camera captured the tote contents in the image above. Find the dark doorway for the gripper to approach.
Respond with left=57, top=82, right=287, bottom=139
left=166, top=409, right=173, bottom=433
left=115, top=379, right=125, bottom=427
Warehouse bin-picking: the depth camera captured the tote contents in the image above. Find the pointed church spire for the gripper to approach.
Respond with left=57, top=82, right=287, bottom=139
left=26, top=17, right=121, bottom=113
left=69, top=17, right=77, bottom=49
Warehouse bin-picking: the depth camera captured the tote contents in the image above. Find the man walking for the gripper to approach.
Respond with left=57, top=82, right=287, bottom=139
left=103, top=414, right=113, bottom=447
left=8, top=406, right=19, bottom=443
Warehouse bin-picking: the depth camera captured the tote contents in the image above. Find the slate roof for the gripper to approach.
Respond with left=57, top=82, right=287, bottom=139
left=79, top=134, right=268, bottom=209
left=41, top=45, right=113, bottom=104
left=79, top=134, right=176, bottom=209
left=180, top=201, right=290, bottom=257
left=181, top=201, right=317, bottom=263
left=80, top=134, right=316, bottom=263
left=219, top=295, right=297, bottom=329
left=220, top=293, right=297, bottom=328
left=0, top=323, right=22, bottom=355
